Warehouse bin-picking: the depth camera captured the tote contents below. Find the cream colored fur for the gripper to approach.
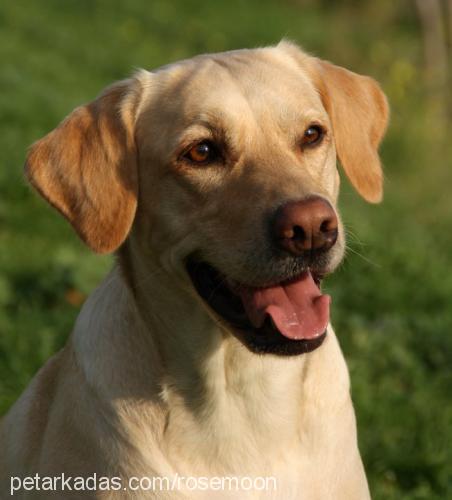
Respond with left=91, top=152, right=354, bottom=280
left=0, top=42, right=388, bottom=499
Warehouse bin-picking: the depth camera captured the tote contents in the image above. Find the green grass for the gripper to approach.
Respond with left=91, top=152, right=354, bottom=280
left=1, top=1, right=451, bottom=498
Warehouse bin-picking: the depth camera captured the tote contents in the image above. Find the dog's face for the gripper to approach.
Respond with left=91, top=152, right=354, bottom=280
left=25, top=43, right=388, bottom=356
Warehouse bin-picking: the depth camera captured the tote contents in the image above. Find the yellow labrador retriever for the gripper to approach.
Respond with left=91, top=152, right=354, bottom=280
left=0, top=42, right=388, bottom=499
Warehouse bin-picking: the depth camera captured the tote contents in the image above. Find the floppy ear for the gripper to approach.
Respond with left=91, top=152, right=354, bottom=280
left=25, top=79, right=141, bottom=253
left=314, top=60, right=389, bottom=203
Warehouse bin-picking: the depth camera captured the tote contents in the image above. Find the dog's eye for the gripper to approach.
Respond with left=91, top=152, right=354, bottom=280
left=301, top=125, right=324, bottom=147
left=184, top=141, right=219, bottom=165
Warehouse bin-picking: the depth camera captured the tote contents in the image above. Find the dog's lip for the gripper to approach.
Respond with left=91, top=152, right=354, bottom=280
left=225, top=271, right=325, bottom=293
left=185, top=256, right=329, bottom=355
left=186, top=256, right=326, bottom=302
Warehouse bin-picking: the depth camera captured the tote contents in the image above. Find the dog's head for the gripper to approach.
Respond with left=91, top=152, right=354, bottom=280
left=25, top=42, right=388, bottom=356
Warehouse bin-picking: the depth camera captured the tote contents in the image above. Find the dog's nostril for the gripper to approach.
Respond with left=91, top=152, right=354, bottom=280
left=324, top=227, right=338, bottom=243
left=292, top=225, right=305, bottom=241
left=320, top=219, right=331, bottom=233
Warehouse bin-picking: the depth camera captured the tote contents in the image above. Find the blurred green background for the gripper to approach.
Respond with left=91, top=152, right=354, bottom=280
left=1, top=1, right=451, bottom=498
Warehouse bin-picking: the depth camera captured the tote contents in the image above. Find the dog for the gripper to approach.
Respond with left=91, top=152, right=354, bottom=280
left=0, top=41, right=388, bottom=499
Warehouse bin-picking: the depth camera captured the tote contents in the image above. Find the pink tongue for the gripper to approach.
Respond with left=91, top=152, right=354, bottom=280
left=238, top=272, right=330, bottom=340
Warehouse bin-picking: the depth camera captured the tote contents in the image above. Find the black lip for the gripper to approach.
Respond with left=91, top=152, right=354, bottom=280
left=186, top=258, right=327, bottom=356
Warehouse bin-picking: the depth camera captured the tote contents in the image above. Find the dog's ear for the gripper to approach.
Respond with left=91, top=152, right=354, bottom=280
left=313, top=59, right=389, bottom=203
left=25, top=79, right=141, bottom=253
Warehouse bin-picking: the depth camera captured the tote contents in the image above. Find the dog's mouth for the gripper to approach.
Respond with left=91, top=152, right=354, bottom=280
left=186, top=258, right=330, bottom=355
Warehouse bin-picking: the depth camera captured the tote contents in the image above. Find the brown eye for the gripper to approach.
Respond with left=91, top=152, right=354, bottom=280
left=184, top=141, right=218, bottom=164
left=301, top=125, right=324, bottom=147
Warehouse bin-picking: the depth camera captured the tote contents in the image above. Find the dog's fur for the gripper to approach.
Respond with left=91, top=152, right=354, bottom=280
left=0, top=42, right=388, bottom=499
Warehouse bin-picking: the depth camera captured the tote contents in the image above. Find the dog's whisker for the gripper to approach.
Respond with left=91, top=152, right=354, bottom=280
left=345, top=244, right=380, bottom=268
left=345, top=229, right=364, bottom=244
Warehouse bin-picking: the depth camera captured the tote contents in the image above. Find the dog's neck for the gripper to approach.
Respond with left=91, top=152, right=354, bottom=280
left=73, top=247, right=352, bottom=474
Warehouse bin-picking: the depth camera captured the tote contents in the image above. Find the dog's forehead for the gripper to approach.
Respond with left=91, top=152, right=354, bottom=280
left=147, top=47, right=323, bottom=125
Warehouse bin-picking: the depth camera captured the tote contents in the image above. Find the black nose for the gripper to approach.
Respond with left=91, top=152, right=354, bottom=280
left=272, top=196, right=338, bottom=256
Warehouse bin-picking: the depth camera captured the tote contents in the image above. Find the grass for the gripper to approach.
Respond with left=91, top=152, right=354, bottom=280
left=1, top=1, right=451, bottom=498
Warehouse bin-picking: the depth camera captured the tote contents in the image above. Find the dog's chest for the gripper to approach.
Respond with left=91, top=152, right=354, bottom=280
left=155, top=359, right=341, bottom=497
